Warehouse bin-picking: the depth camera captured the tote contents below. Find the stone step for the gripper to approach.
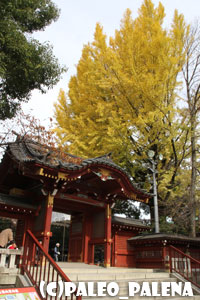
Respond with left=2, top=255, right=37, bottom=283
left=67, top=271, right=170, bottom=282
left=0, top=266, right=19, bottom=274
left=60, top=267, right=155, bottom=274
left=74, top=277, right=177, bottom=289
left=56, top=263, right=200, bottom=298
left=74, top=282, right=180, bottom=297
left=0, top=275, right=17, bottom=285
left=116, top=272, right=170, bottom=280
left=61, top=267, right=200, bottom=298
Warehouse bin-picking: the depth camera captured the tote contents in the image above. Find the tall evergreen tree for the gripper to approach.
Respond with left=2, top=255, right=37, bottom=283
left=0, top=0, right=65, bottom=120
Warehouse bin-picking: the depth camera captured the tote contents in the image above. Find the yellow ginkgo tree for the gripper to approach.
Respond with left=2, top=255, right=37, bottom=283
left=54, top=0, right=190, bottom=229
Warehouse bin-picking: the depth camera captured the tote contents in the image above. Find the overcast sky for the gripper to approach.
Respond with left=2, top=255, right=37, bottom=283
left=22, top=0, right=200, bottom=124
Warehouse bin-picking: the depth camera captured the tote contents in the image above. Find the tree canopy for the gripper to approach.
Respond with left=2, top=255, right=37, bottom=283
left=0, top=0, right=65, bottom=120
left=54, top=0, right=197, bottom=234
left=55, top=2, right=187, bottom=177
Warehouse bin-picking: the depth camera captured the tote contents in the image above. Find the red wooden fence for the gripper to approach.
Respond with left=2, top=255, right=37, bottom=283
left=169, top=245, right=200, bottom=289
left=21, top=230, right=81, bottom=300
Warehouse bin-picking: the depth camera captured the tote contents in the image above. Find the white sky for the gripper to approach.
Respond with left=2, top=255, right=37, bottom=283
left=22, top=0, right=200, bottom=124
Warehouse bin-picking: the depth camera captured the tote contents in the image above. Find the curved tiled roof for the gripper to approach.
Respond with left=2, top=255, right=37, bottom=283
left=112, top=216, right=149, bottom=228
left=129, top=233, right=200, bottom=244
left=5, top=137, right=151, bottom=199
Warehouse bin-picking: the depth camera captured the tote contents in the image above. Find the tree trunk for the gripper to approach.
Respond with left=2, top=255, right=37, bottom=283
left=190, top=114, right=196, bottom=237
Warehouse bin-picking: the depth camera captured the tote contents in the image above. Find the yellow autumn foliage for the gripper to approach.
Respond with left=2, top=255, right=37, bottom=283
left=54, top=0, right=189, bottom=203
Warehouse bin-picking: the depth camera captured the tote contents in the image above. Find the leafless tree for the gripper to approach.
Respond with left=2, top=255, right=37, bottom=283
left=182, top=21, right=200, bottom=237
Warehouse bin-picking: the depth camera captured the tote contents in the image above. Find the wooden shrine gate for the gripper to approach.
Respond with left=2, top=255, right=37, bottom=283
left=0, top=137, right=150, bottom=267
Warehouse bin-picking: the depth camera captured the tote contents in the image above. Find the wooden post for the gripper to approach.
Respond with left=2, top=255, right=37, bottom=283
left=91, top=244, right=95, bottom=264
left=61, top=224, right=66, bottom=261
left=83, top=215, right=90, bottom=264
left=112, top=230, right=116, bottom=267
left=104, top=203, right=112, bottom=267
left=42, top=193, right=54, bottom=252
left=162, top=240, right=169, bottom=272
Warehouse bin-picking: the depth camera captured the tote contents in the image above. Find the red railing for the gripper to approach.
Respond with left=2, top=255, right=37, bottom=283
left=169, top=245, right=200, bottom=288
left=21, top=230, right=81, bottom=300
